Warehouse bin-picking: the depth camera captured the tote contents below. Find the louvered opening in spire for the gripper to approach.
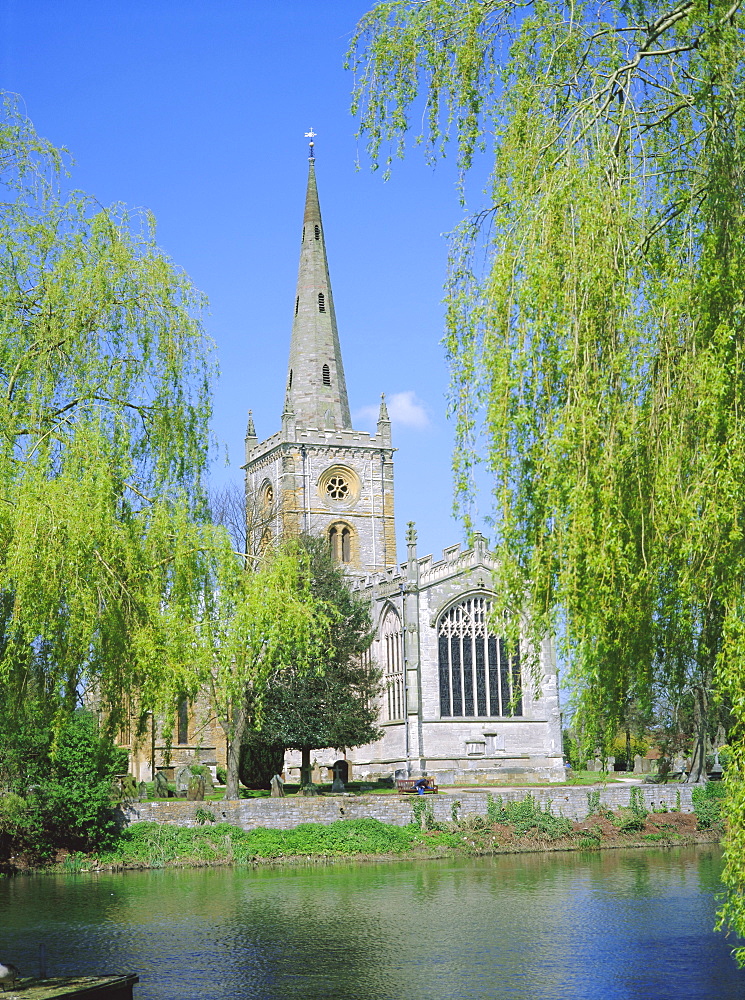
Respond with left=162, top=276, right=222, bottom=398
left=285, top=158, right=352, bottom=431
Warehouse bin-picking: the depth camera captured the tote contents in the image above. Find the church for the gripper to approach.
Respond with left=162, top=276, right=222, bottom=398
left=243, top=143, right=564, bottom=786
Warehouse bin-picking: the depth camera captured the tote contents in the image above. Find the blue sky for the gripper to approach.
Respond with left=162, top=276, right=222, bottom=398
left=1, top=0, right=492, bottom=562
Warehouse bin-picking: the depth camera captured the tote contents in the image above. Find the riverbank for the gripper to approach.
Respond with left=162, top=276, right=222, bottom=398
left=46, top=792, right=720, bottom=875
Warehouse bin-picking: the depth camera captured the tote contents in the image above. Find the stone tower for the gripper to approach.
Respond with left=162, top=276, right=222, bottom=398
left=243, top=146, right=397, bottom=573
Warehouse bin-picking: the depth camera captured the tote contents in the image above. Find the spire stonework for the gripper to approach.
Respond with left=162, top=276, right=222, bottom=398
left=286, top=158, right=351, bottom=431
left=242, top=152, right=396, bottom=573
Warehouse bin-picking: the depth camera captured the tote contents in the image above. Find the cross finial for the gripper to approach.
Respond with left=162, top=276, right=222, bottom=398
left=305, top=128, right=317, bottom=159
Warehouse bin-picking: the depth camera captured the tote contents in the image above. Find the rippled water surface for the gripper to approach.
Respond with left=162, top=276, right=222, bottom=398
left=1, top=847, right=743, bottom=999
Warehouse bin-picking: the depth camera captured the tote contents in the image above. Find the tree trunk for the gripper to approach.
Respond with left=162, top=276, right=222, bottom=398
left=300, top=746, right=312, bottom=788
left=223, top=699, right=249, bottom=800
left=686, top=684, right=708, bottom=783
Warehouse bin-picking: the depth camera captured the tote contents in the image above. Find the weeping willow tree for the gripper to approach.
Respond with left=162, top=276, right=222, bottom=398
left=348, top=0, right=745, bottom=950
left=0, top=95, right=216, bottom=737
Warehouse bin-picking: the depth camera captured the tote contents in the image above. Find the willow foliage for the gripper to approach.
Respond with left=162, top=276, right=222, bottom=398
left=0, top=97, right=215, bottom=732
left=349, top=0, right=745, bottom=951
left=193, top=539, right=334, bottom=800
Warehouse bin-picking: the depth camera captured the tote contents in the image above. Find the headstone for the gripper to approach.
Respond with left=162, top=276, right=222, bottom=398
left=633, top=755, right=644, bottom=774
left=331, top=761, right=346, bottom=792
left=201, top=767, right=214, bottom=793
left=121, top=774, right=138, bottom=800
left=270, top=774, right=285, bottom=798
left=186, top=775, right=205, bottom=801
left=154, top=770, right=171, bottom=798
left=672, top=755, right=687, bottom=775
left=175, top=764, right=194, bottom=794
left=138, top=781, right=148, bottom=801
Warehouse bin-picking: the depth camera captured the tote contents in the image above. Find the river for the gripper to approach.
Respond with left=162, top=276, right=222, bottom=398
left=1, top=847, right=742, bottom=999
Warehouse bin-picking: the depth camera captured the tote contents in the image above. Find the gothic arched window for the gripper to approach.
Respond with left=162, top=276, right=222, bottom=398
left=295, top=296, right=299, bottom=316
left=314, top=224, right=320, bottom=240
left=438, top=596, right=522, bottom=718
left=177, top=698, right=189, bottom=745
left=329, top=523, right=352, bottom=564
left=318, top=292, right=326, bottom=313
left=322, top=363, right=331, bottom=385
left=381, top=607, right=404, bottom=721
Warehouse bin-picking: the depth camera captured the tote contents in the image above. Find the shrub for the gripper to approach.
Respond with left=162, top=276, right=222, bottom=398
left=411, top=796, right=438, bottom=831
left=238, top=732, right=285, bottom=789
left=486, top=793, right=573, bottom=840
left=692, top=782, right=726, bottom=830
left=34, top=711, right=124, bottom=851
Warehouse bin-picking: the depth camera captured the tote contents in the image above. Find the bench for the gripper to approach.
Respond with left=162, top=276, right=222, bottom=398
left=396, top=777, right=439, bottom=794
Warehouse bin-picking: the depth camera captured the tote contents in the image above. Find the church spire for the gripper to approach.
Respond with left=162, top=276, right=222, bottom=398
left=285, top=141, right=352, bottom=431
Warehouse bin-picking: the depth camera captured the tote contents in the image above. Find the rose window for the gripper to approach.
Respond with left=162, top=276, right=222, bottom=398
left=325, top=475, right=349, bottom=501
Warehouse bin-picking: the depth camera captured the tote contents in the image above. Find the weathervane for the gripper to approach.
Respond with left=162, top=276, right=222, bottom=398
left=305, top=128, right=317, bottom=159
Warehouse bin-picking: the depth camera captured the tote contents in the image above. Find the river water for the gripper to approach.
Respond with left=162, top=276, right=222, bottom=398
left=1, top=847, right=742, bottom=999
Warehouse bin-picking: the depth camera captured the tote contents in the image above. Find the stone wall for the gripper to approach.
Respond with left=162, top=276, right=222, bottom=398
left=119, top=784, right=698, bottom=831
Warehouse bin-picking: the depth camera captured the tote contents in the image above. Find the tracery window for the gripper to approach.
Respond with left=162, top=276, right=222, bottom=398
left=381, top=607, right=404, bottom=721
left=438, top=597, right=522, bottom=718
left=329, top=523, right=352, bottom=563
left=325, top=475, right=349, bottom=501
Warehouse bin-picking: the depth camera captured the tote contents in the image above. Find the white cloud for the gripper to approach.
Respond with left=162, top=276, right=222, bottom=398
left=354, top=390, right=430, bottom=430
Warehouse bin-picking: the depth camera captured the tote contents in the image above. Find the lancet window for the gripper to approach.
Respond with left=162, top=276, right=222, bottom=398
left=438, top=596, right=522, bottom=718
left=381, top=607, right=404, bottom=721
left=177, top=698, right=189, bottom=744
left=329, top=522, right=352, bottom=563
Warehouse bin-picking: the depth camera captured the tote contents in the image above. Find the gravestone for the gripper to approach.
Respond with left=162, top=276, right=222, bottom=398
left=633, top=755, right=644, bottom=774
left=174, top=764, right=194, bottom=794
left=186, top=775, right=205, bottom=801
left=331, top=760, right=346, bottom=792
left=121, top=774, right=138, bottom=800
left=138, top=781, right=148, bottom=801
left=154, top=770, right=171, bottom=798
left=201, top=768, right=214, bottom=793
left=270, top=774, right=285, bottom=798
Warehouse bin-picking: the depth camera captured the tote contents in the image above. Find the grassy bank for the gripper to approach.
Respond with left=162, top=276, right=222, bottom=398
left=50, top=790, right=722, bottom=874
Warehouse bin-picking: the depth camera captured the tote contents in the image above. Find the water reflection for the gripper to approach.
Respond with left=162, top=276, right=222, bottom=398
left=0, top=848, right=741, bottom=999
